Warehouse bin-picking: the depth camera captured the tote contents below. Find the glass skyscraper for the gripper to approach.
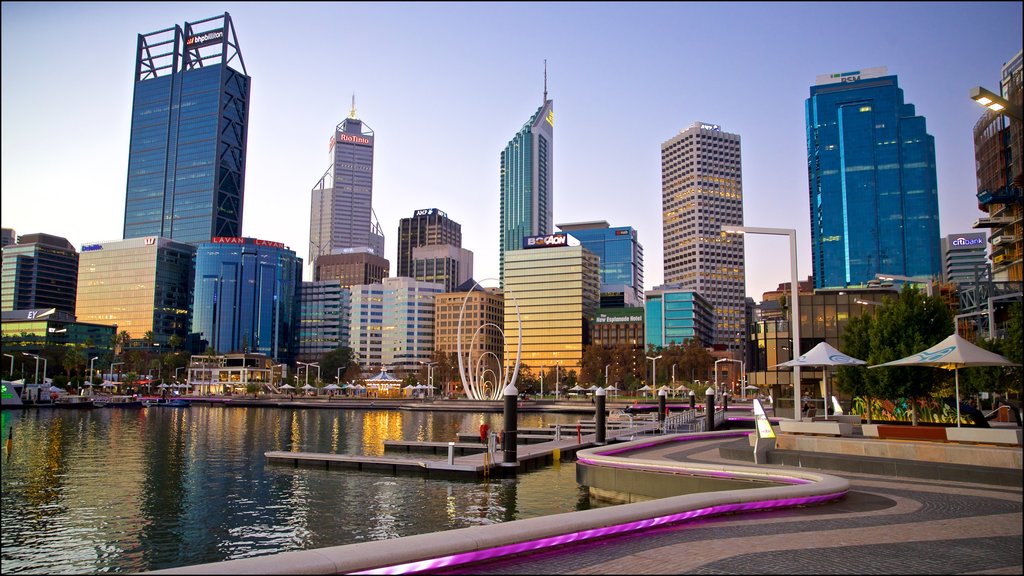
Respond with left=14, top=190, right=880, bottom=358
left=500, top=96, right=554, bottom=284
left=191, top=237, right=302, bottom=363
left=1, top=233, right=79, bottom=315
left=397, top=208, right=462, bottom=278
left=644, top=286, right=715, bottom=349
left=123, top=13, right=250, bottom=245
left=806, top=67, right=941, bottom=289
left=556, top=221, right=644, bottom=307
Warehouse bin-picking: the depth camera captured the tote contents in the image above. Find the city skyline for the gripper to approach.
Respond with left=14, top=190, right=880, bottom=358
left=2, top=2, right=1022, bottom=301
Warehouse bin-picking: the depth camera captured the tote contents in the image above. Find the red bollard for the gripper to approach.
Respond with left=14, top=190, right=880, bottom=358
left=577, top=423, right=582, bottom=443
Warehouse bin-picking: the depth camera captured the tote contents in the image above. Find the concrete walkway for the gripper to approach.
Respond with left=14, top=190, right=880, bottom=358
left=433, top=436, right=1023, bottom=575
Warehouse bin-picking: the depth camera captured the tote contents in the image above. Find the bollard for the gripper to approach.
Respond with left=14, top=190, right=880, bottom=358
left=595, top=387, right=606, bottom=445
left=706, top=387, right=716, bottom=431
left=447, top=441, right=455, bottom=465
left=555, top=424, right=561, bottom=441
left=689, top=389, right=696, bottom=411
left=658, top=389, right=667, bottom=423
left=502, top=383, right=518, bottom=464
left=722, top=391, right=729, bottom=412
left=576, top=422, right=582, bottom=444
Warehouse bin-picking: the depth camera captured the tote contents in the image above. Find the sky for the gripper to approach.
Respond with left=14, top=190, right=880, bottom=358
left=2, top=2, right=1022, bottom=301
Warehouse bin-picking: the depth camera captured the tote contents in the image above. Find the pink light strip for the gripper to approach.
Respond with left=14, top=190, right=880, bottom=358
left=352, top=492, right=844, bottom=575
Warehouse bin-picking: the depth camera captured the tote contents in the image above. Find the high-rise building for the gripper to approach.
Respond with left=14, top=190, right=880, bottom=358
left=75, top=236, right=195, bottom=345
left=806, top=67, right=941, bottom=289
left=411, top=245, right=473, bottom=293
left=941, top=233, right=989, bottom=285
left=434, top=286, right=504, bottom=369
left=503, top=233, right=599, bottom=377
left=1, top=229, right=15, bottom=248
left=972, top=50, right=1022, bottom=283
left=297, top=281, right=350, bottom=363
left=191, top=237, right=302, bottom=362
left=350, top=278, right=444, bottom=375
left=309, top=101, right=385, bottom=268
left=499, top=91, right=554, bottom=285
left=644, top=286, right=715, bottom=349
left=556, top=221, right=644, bottom=307
left=314, top=248, right=390, bottom=288
left=1, top=233, right=79, bottom=315
left=397, top=209, right=462, bottom=278
left=661, top=122, right=745, bottom=351
left=123, top=13, right=250, bottom=245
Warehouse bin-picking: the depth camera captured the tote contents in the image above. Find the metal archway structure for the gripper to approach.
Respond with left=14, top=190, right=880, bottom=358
left=456, top=279, right=521, bottom=400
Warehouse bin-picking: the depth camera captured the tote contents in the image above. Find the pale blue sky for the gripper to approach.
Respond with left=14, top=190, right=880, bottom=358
left=2, top=2, right=1021, bottom=299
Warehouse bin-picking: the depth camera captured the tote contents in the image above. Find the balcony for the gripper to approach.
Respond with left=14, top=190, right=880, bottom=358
left=973, top=215, right=1013, bottom=228
left=977, top=185, right=1023, bottom=207
left=991, top=234, right=1019, bottom=247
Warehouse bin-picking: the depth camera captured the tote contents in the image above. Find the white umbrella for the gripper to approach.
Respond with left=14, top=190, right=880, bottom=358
left=280, top=383, right=295, bottom=390
left=102, top=381, right=116, bottom=388
left=324, top=384, right=340, bottom=391
left=775, top=341, right=866, bottom=418
left=870, top=333, right=1018, bottom=427
left=157, top=383, right=169, bottom=389
left=605, top=385, right=619, bottom=391
left=744, top=385, right=760, bottom=391
left=638, top=385, right=653, bottom=391
left=301, top=384, right=315, bottom=391
left=569, top=385, right=585, bottom=392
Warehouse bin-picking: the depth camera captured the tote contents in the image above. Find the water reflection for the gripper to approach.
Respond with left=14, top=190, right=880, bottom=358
left=1, top=406, right=601, bottom=574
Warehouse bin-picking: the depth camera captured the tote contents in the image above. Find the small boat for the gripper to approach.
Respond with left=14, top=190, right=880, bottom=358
left=53, top=395, right=97, bottom=409
left=154, top=399, right=191, bottom=408
left=92, top=395, right=144, bottom=408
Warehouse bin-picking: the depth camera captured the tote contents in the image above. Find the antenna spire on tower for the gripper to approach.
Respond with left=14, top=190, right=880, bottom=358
left=349, top=93, right=357, bottom=119
left=543, top=59, right=548, bottom=104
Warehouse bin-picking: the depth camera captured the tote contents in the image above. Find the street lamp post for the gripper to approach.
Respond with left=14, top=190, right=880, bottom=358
left=721, top=225, right=802, bottom=419
left=4, top=353, right=14, bottom=378
left=419, top=361, right=435, bottom=396
left=970, top=86, right=1023, bottom=121
left=297, top=361, right=318, bottom=391
left=605, top=364, right=610, bottom=386
left=646, top=355, right=662, bottom=389
left=25, top=353, right=41, bottom=385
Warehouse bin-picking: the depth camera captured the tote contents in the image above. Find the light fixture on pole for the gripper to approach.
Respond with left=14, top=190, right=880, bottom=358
left=419, top=361, right=435, bottom=396
left=646, top=355, right=662, bottom=387
left=25, top=353, right=41, bottom=385
left=721, top=225, right=802, bottom=420
left=4, top=353, right=14, bottom=377
left=970, top=86, right=1022, bottom=121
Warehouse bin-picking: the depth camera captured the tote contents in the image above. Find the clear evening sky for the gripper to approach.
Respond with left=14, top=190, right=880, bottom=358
left=2, top=2, right=1021, bottom=300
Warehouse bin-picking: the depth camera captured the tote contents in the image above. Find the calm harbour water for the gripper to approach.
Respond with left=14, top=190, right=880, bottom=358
left=0, top=405, right=602, bottom=574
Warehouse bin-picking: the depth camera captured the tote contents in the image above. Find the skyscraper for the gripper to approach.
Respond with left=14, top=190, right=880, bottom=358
left=556, top=221, right=644, bottom=307
left=806, top=67, right=941, bottom=289
left=309, top=100, right=385, bottom=268
left=499, top=79, right=553, bottom=285
left=397, top=208, right=462, bottom=278
left=1, top=233, right=79, bottom=315
left=123, top=13, right=250, bottom=245
left=661, top=122, right=745, bottom=351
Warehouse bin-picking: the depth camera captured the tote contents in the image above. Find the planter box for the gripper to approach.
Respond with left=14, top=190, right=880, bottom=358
left=779, top=420, right=852, bottom=437
left=945, top=428, right=1022, bottom=447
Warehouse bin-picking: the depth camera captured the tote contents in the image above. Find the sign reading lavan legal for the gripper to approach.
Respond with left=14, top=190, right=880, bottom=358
left=186, top=29, right=224, bottom=49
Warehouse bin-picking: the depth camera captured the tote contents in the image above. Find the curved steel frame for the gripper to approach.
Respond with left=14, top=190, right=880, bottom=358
left=457, top=279, right=520, bottom=400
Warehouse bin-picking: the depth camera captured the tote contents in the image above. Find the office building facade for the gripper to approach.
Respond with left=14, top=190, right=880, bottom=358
left=1, top=233, right=79, bottom=315
left=309, top=105, right=385, bottom=267
left=434, top=287, right=504, bottom=367
left=644, top=286, right=715, bottom=349
left=297, top=281, right=351, bottom=363
left=557, top=221, right=644, bottom=307
left=661, top=122, right=745, bottom=351
left=123, top=13, right=250, bottom=245
left=350, top=278, right=443, bottom=375
left=1, top=229, right=15, bottom=248
left=397, top=208, right=462, bottom=278
left=314, top=248, right=390, bottom=288
left=499, top=97, right=554, bottom=284
left=411, top=245, right=473, bottom=293
left=75, top=236, right=195, bottom=345
left=2, top=308, right=115, bottom=366
left=806, top=67, right=941, bottom=289
left=191, top=237, right=302, bottom=362
left=503, top=234, right=599, bottom=376
left=941, top=233, right=989, bottom=285
left=592, top=307, right=645, bottom=348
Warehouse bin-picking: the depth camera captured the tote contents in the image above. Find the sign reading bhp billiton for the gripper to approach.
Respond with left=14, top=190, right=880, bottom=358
left=185, top=28, right=224, bottom=49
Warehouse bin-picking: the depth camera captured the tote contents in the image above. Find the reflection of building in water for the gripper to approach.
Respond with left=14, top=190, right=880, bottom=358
left=360, top=411, right=405, bottom=456
left=186, top=353, right=279, bottom=396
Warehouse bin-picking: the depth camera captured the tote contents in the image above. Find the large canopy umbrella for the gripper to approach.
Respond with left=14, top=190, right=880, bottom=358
left=324, top=384, right=341, bottom=391
left=869, top=333, right=1018, bottom=427
left=775, top=341, right=866, bottom=419
left=301, top=384, right=315, bottom=391
left=280, top=383, right=295, bottom=390
left=569, top=385, right=586, bottom=392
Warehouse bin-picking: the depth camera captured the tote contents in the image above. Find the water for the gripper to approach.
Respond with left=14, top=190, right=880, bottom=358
left=0, top=405, right=603, bottom=574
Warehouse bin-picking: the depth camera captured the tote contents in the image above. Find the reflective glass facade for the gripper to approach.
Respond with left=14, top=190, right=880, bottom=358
left=397, top=209, right=462, bottom=278
left=557, top=222, right=644, bottom=307
left=349, top=278, right=443, bottom=375
left=297, top=281, right=350, bottom=363
left=500, top=100, right=554, bottom=284
left=503, top=245, right=599, bottom=376
left=123, top=14, right=250, bottom=246
left=644, top=287, right=714, bottom=349
left=75, top=237, right=195, bottom=345
left=806, top=69, right=941, bottom=289
left=191, top=238, right=302, bottom=363
left=1, top=233, right=78, bottom=315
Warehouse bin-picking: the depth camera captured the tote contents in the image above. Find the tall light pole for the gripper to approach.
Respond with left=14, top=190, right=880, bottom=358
left=5, top=353, right=15, bottom=377
left=297, top=361, right=317, bottom=389
left=646, top=355, right=662, bottom=388
left=419, top=361, right=435, bottom=396
left=721, top=225, right=802, bottom=419
left=605, top=364, right=610, bottom=386
left=25, top=353, right=41, bottom=385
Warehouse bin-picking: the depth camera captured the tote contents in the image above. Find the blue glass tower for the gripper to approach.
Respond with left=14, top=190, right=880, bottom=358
left=806, top=67, right=941, bottom=289
left=500, top=94, right=553, bottom=285
left=644, top=286, right=715, bottom=349
left=123, top=13, right=250, bottom=245
left=191, top=237, right=302, bottom=363
left=556, top=221, right=644, bottom=307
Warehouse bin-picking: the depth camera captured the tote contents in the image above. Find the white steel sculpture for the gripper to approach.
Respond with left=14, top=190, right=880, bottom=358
left=456, top=279, right=521, bottom=400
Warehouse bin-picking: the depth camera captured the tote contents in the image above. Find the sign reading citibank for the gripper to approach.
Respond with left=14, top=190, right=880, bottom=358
left=523, top=233, right=568, bottom=249
left=212, top=237, right=287, bottom=250
left=948, top=232, right=986, bottom=250
left=185, top=28, right=224, bottom=49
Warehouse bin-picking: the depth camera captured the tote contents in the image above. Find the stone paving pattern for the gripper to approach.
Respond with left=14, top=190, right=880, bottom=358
left=434, top=438, right=1023, bottom=575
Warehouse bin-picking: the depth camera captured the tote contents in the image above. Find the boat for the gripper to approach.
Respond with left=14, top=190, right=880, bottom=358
left=53, top=395, right=98, bottom=409
left=152, top=398, right=191, bottom=408
left=92, top=395, right=144, bottom=408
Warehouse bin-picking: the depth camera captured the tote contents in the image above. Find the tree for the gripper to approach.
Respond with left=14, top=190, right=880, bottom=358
left=836, top=312, right=885, bottom=423
left=318, top=347, right=355, bottom=384
left=167, top=334, right=183, bottom=352
left=63, top=345, right=87, bottom=384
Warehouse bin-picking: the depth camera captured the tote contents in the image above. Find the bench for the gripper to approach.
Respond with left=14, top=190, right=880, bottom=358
left=811, top=414, right=862, bottom=425
left=779, top=420, right=853, bottom=437
left=862, top=424, right=947, bottom=441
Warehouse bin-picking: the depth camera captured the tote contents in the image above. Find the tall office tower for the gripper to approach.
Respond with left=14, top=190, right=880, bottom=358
left=297, top=281, right=350, bottom=363
left=411, top=245, right=473, bottom=293
left=314, top=248, right=390, bottom=288
left=556, top=221, right=644, bottom=307
left=973, top=50, right=1022, bottom=283
left=309, top=101, right=385, bottom=268
left=76, top=236, right=195, bottom=345
left=191, top=237, right=302, bottom=363
left=644, top=285, right=715, bottom=349
left=1, top=233, right=79, bottom=315
left=806, top=67, right=941, bottom=289
left=435, top=287, right=504, bottom=365
left=349, top=278, right=444, bottom=375
left=661, top=122, right=745, bottom=351
left=941, top=233, right=989, bottom=285
left=1, top=229, right=15, bottom=248
left=503, top=232, right=599, bottom=377
left=123, top=13, right=250, bottom=245
left=396, top=208, right=462, bottom=278
left=499, top=81, right=554, bottom=285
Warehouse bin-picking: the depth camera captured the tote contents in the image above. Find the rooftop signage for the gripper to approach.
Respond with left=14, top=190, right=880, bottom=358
left=211, top=237, right=287, bottom=249
left=523, top=233, right=569, bottom=249
left=948, top=233, right=986, bottom=250
left=82, top=244, right=103, bottom=252
left=414, top=208, right=447, bottom=218
left=185, top=28, right=224, bottom=49
left=815, top=66, right=888, bottom=86
left=700, top=123, right=720, bottom=131
left=337, top=133, right=371, bottom=146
